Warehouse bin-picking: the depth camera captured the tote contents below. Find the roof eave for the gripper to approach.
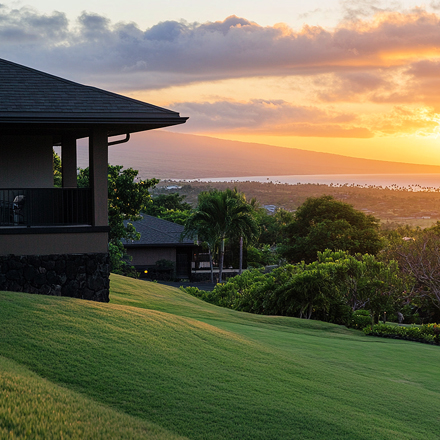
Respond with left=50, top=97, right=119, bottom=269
left=0, top=116, right=188, bottom=140
left=0, top=113, right=188, bottom=124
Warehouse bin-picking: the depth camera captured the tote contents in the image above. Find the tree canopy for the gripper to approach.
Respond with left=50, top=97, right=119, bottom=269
left=53, top=151, right=62, bottom=187
left=78, top=165, right=158, bottom=243
left=184, top=188, right=259, bottom=282
left=386, top=228, right=440, bottom=313
left=143, top=193, right=192, bottom=225
left=184, top=249, right=405, bottom=324
left=77, top=165, right=158, bottom=275
left=280, top=195, right=383, bottom=263
left=255, top=208, right=294, bottom=247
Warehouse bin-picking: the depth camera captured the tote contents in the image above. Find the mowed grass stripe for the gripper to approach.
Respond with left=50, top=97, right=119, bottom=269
left=0, top=355, right=186, bottom=440
left=0, top=275, right=438, bottom=439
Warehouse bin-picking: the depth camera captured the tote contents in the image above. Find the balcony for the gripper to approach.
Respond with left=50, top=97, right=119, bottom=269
left=0, top=188, right=92, bottom=227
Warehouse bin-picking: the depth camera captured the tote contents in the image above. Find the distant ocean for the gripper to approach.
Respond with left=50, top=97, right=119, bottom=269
left=190, top=174, right=440, bottom=190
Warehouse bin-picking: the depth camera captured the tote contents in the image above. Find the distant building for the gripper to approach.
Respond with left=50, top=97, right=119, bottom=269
left=122, top=215, right=200, bottom=280
left=165, top=185, right=182, bottom=190
left=263, top=205, right=277, bottom=214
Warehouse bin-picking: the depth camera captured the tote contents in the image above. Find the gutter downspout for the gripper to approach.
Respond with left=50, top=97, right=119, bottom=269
left=108, top=133, right=130, bottom=146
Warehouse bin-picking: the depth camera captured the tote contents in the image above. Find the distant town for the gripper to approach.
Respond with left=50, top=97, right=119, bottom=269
left=154, top=180, right=440, bottom=228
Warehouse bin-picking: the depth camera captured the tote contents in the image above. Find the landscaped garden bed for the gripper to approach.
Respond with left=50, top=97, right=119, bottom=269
left=364, top=323, right=440, bottom=344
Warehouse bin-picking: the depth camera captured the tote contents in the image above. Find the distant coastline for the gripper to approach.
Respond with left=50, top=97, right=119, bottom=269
left=69, top=132, right=440, bottom=180
left=185, top=173, right=440, bottom=190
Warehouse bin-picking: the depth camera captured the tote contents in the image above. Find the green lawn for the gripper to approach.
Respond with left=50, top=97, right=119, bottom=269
left=1, top=274, right=440, bottom=439
left=0, top=356, right=185, bottom=440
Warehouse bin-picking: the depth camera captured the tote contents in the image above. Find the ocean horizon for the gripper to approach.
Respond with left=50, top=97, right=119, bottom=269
left=186, top=173, right=440, bottom=190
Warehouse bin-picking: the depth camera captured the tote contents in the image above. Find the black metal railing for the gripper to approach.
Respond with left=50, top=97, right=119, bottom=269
left=0, top=188, right=92, bottom=227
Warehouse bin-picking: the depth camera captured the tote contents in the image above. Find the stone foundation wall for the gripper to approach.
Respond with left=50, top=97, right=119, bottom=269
left=0, top=253, right=110, bottom=302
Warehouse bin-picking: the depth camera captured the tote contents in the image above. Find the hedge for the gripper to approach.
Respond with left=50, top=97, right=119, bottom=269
left=364, top=323, right=440, bottom=345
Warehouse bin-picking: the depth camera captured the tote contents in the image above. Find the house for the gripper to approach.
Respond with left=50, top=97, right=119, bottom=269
left=123, top=215, right=246, bottom=282
left=123, top=215, right=248, bottom=282
left=0, top=58, right=187, bottom=301
left=122, top=215, right=199, bottom=280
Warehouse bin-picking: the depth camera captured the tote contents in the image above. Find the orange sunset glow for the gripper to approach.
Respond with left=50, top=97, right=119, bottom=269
left=3, top=3, right=440, bottom=167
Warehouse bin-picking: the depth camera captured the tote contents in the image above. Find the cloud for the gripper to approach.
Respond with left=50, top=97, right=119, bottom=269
left=168, top=99, right=440, bottom=138
left=318, top=71, right=390, bottom=102
left=169, top=99, right=372, bottom=137
left=1, top=5, right=440, bottom=139
left=77, top=11, right=111, bottom=40
left=359, top=61, right=440, bottom=110
left=367, top=106, right=440, bottom=136
left=339, top=0, right=400, bottom=22
left=407, top=59, right=440, bottom=78
left=2, top=5, right=440, bottom=94
left=0, top=5, right=68, bottom=43
left=297, top=9, right=323, bottom=20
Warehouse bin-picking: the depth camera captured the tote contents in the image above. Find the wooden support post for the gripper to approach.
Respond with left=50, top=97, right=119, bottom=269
left=89, top=128, right=108, bottom=227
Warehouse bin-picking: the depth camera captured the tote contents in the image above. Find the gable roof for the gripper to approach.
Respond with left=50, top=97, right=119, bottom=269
left=0, top=58, right=187, bottom=140
left=123, top=215, right=194, bottom=247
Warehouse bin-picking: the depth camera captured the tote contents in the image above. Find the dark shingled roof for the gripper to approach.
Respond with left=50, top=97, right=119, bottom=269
left=0, top=58, right=187, bottom=139
left=123, top=215, right=194, bottom=247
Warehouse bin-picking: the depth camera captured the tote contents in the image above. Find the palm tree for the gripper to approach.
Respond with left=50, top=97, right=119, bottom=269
left=229, top=192, right=259, bottom=274
left=220, top=190, right=259, bottom=274
left=184, top=189, right=259, bottom=283
left=184, top=213, right=218, bottom=283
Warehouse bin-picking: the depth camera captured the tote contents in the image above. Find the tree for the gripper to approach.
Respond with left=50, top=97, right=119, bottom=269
left=191, top=249, right=407, bottom=324
left=78, top=165, right=158, bottom=243
left=184, top=189, right=259, bottom=283
left=280, top=195, right=383, bottom=263
left=256, top=208, right=294, bottom=247
left=225, top=189, right=259, bottom=274
left=53, top=150, right=62, bottom=187
left=184, top=207, right=218, bottom=283
left=247, top=244, right=278, bottom=267
left=147, top=193, right=192, bottom=213
left=390, top=230, right=440, bottom=311
left=245, top=207, right=294, bottom=269
left=274, top=267, right=334, bottom=319
left=78, top=165, right=158, bottom=272
left=317, top=249, right=407, bottom=323
left=143, top=193, right=192, bottom=225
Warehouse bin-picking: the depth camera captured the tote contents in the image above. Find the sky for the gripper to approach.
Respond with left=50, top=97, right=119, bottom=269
left=3, top=0, right=440, bottom=166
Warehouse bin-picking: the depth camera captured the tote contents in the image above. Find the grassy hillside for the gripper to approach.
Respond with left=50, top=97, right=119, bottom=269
left=1, top=275, right=440, bottom=439
left=0, top=356, right=185, bottom=440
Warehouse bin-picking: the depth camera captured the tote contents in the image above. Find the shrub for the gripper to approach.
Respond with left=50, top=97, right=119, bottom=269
left=364, top=323, right=439, bottom=344
left=180, top=286, right=218, bottom=304
left=155, top=259, right=175, bottom=270
left=146, top=259, right=175, bottom=281
left=349, top=310, right=371, bottom=329
left=109, top=241, right=139, bottom=278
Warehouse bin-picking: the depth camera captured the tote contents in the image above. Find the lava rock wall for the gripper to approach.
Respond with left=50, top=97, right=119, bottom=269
left=0, top=253, right=110, bottom=302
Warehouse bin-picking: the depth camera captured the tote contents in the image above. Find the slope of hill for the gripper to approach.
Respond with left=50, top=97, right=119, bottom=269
left=1, top=276, right=440, bottom=439
left=77, top=131, right=440, bottom=179
left=0, top=356, right=183, bottom=440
